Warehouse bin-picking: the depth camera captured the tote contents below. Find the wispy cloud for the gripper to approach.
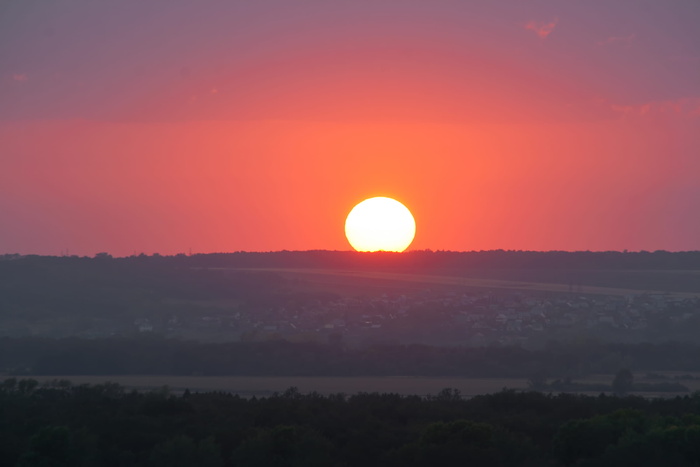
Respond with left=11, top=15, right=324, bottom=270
left=605, top=97, right=700, bottom=118
left=525, top=18, right=558, bottom=39
left=597, top=34, right=635, bottom=47
left=12, top=73, right=28, bottom=82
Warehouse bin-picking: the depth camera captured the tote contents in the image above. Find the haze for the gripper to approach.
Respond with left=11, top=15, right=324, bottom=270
left=1, top=0, right=698, bottom=256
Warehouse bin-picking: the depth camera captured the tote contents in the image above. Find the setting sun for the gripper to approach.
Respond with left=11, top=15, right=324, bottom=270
left=345, top=197, right=416, bottom=252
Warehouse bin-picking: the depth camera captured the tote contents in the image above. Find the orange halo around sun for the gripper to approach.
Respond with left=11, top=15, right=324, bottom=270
left=344, top=197, right=416, bottom=252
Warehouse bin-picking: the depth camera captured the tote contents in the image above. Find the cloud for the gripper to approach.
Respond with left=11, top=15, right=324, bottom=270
left=605, top=97, right=700, bottom=118
left=525, top=18, right=558, bottom=39
left=597, top=34, right=635, bottom=47
left=12, top=73, right=28, bottom=82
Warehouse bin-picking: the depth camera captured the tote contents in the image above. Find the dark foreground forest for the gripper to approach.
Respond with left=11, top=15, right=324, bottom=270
left=4, top=378, right=700, bottom=466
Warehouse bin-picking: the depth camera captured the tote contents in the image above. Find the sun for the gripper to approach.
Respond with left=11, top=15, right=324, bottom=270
left=345, top=197, right=416, bottom=252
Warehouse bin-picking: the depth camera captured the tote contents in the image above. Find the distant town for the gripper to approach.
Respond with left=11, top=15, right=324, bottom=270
left=122, top=288, right=700, bottom=347
left=1, top=251, right=699, bottom=347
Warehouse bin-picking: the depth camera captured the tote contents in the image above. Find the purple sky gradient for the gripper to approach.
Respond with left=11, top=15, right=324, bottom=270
left=1, top=0, right=698, bottom=255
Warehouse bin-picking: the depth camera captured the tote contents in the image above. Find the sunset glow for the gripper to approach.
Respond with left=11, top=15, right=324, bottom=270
left=345, top=197, right=416, bottom=252
left=0, top=1, right=698, bottom=255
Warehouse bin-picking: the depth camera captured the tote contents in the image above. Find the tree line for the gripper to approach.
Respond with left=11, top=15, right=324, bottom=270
left=6, top=249, right=700, bottom=270
left=3, top=377, right=700, bottom=466
left=6, top=338, right=700, bottom=379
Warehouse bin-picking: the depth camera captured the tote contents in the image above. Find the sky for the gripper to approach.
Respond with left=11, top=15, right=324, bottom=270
left=1, top=0, right=699, bottom=256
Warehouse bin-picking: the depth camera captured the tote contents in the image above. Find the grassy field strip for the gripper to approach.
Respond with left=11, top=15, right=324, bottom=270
left=241, top=268, right=696, bottom=297
left=26, top=375, right=526, bottom=397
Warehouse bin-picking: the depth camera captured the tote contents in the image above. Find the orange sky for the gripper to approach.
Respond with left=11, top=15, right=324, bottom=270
left=1, top=1, right=699, bottom=255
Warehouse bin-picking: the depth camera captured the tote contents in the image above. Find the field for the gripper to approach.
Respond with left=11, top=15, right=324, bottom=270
left=242, top=267, right=700, bottom=297
left=22, top=373, right=700, bottom=398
